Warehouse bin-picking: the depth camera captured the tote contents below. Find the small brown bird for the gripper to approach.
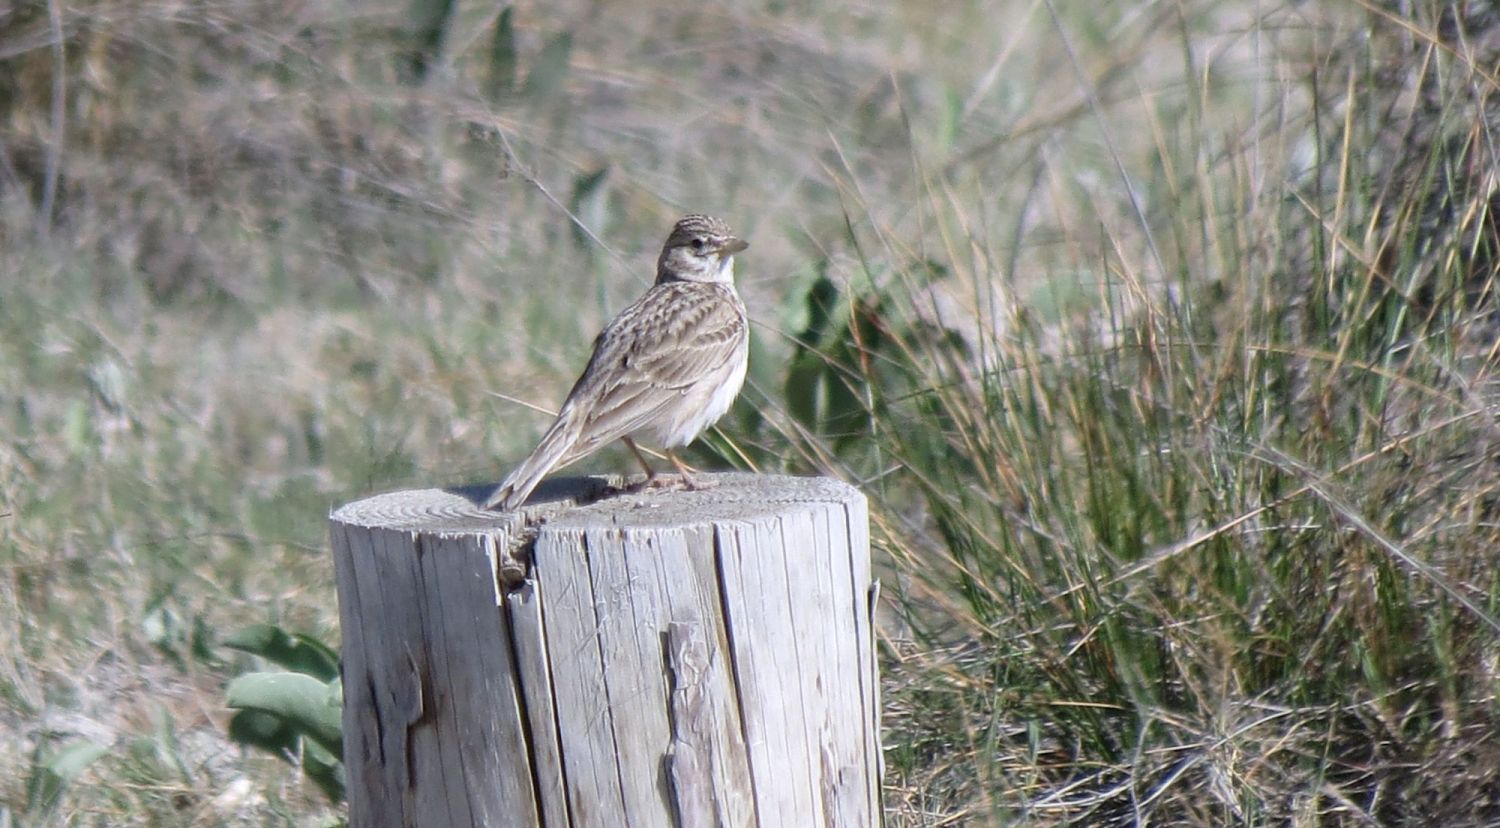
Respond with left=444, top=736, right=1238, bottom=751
left=485, top=214, right=750, bottom=510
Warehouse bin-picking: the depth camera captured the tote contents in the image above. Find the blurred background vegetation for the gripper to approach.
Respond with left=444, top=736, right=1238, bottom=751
left=2, top=0, right=1499, bottom=824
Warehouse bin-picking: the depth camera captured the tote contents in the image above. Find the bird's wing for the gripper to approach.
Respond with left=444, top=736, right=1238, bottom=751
left=556, top=282, right=746, bottom=465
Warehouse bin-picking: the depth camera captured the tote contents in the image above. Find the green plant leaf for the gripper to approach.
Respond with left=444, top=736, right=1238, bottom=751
left=823, top=367, right=870, bottom=449
left=226, top=672, right=343, bottom=758
left=224, top=624, right=339, bottom=681
left=568, top=167, right=609, bottom=250
left=191, top=614, right=222, bottom=667
left=302, top=739, right=348, bottom=804
left=524, top=32, right=573, bottom=99
left=24, top=739, right=109, bottom=816
left=62, top=399, right=93, bottom=455
left=142, top=600, right=190, bottom=671
left=226, top=709, right=299, bottom=762
left=402, top=0, right=456, bottom=82
left=486, top=6, right=517, bottom=99
left=784, top=352, right=821, bottom=435
left=786, top=275, right=842, bottom=432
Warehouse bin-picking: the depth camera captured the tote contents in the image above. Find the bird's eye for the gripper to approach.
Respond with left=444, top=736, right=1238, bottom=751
left=691, top=237, right=706, bottom=251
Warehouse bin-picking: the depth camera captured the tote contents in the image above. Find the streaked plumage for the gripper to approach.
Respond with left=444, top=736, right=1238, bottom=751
left=485, top=215, right=749, bottom=510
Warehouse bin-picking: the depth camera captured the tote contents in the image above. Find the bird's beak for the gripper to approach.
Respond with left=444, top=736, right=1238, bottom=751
left=720, top=237, right=749, bottom=255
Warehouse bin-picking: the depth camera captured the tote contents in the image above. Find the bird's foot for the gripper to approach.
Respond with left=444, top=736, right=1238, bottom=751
left=621, top=472, right=715, bottom=494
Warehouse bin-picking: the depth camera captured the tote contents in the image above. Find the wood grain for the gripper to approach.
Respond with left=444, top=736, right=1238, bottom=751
left=331, top=473, right=879, bottom=827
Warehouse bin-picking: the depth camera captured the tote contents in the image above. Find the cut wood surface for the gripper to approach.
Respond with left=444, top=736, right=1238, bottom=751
left=330, top=473, right=880, bottom=827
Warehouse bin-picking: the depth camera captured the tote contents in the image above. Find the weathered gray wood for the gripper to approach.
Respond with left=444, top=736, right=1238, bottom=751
left=505, top=577, right=571, bottom=826
left=330, top=473, right=879, bottom=827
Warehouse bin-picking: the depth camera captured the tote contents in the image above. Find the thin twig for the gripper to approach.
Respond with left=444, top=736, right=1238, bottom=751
left=485, top=390, right=558, bottom=418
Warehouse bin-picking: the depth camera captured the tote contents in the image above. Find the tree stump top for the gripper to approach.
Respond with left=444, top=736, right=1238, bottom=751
left=331, top=472, right=880, bottom=826
left=331, top=472, right=864, bottom=534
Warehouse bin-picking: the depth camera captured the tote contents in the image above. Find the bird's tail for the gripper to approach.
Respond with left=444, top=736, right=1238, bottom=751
left=484, top=407, right=582, bottom=510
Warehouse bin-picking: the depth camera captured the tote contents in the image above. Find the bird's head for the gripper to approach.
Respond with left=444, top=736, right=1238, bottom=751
left=656, top=214, right=747, bottom=284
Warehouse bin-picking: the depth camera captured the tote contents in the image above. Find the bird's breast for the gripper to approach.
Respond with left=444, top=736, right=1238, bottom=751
left=651, top=339, right=748, bottom=449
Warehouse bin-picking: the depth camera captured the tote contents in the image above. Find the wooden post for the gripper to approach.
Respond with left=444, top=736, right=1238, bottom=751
left=330, top=473, right=881, bottom=827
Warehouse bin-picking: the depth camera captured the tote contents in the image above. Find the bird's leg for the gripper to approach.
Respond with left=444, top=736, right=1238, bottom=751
left=621, top=440, right=709, bottom=493
left=668, top=451, right=700, bottom=490
left=623, top=437, right=658, bottom=483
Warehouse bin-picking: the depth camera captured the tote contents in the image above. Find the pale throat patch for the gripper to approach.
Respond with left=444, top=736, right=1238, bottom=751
left=717, top=255, right=736, bottom=281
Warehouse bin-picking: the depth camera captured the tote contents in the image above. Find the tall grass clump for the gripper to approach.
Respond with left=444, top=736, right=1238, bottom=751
left=767, top=2, right=1500, bottom=824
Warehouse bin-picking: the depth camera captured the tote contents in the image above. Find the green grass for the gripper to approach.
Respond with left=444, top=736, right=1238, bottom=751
left=2, top=0, right=1498, bottom=824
